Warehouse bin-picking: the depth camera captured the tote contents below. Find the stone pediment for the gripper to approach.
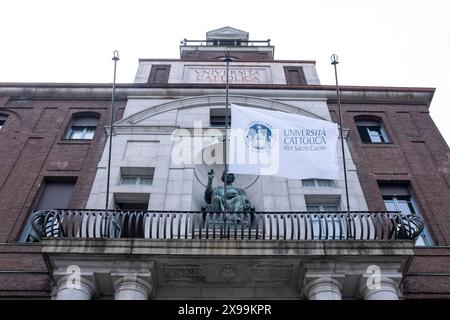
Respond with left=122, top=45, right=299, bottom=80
left=206, top=26, right=249, bottom=41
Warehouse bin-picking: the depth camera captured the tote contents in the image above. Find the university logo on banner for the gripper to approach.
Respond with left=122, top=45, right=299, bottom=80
left=245, top=122, right=273, bottom=152
left=228, top=104, right=339, bottom=180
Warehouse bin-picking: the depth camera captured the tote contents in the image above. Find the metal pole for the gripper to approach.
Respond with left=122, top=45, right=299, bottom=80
left=331, top=54, right=351, bottom=237
left=105, top=50, right=120, bottom=216
left=223, top=50, right=231, bottom=217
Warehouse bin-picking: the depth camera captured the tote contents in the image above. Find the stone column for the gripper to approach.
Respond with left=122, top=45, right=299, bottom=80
left=304, top=277, right=343, bottom=300
left=55, top=275, right=95, bottom=300
left=360, top=277, right=400, bottom=300
left=113, top=275, right=153, bottom=300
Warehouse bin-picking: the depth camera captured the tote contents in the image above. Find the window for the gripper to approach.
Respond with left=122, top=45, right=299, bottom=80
left=356, top=119, right=389, bottom=143
left=305, top=195, right=341, bottom=240
left=65, top=114, right=99, bottom=140
left=0, top=113, right=8, bottom=129
left=284, top=66, right=307, bottom=85
left=114, top=193, right=149, bottom=210
left=121, top=176, right=153, bottom=186
left=210, top=108, right=231, bottom=127
left=21, top=179, right=76, bottom=242
left=302, top=179, right=335, bottom=188
left=120, top=167, right=154, bottom=186
left=113, top=193, right=148, bottom=238
left=380, top=183, right=433, bottom=246
left=148, top=65, right=171, bottom=84
left=305, top=195, right=340, bottom=210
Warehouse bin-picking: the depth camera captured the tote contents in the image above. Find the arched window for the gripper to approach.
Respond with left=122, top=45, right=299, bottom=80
left=65, top=113, right=99, bottom=140
left=0, top=113, right=8, bottom=130
left=355, top=117, right=390, bottom=144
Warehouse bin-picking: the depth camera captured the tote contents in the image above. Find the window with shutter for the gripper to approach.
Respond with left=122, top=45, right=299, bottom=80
left=21, top=179, right=76, bottom=242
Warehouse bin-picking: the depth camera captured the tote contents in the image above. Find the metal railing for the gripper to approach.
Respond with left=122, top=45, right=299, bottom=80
left=180, top=39, right=272, bottom=47
left=30, top=209, right=424, bottom=241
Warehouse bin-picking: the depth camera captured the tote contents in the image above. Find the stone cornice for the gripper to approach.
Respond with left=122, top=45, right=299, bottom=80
left=138, top=58, right=316, bottom=64
left=0, top=83, right=435, bottom=106
left=41, top=239, right=415, bottom=257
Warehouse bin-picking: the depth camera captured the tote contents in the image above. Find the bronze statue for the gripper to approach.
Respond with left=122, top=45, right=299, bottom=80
left=203, top=169, right=254, bottom=212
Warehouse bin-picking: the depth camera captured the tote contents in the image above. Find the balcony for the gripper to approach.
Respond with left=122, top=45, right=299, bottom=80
left=30, top=209, right=424, bottom=241
left=31, top=209, right=423, bottom=299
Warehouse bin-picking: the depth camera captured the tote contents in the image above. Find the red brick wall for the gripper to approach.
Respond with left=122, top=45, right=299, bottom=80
left=329, top=102, right=450, bottom=245
left=0, top=96, right=124, bottom=297
left=0, top=244, right=50, bottom=298
left=328, top=101, right=450, bottom=298
left=404, top=248, right=450, bottom=299
left=0, top=98, right=125, bottom=242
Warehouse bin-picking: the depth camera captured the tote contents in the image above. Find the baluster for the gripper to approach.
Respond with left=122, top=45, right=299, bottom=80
left=268, top=214, right=273, bottom=240
left=184, top=212, right=189, bottom=239
left=324, top=214, right=329, bottom=240
left=309, top=214, right=314, bottom=240
left=155, top=212, right=161, bottom=239
left=205, top=212, right=209, bottom=240
left=177, top=212, right=182, bottom=239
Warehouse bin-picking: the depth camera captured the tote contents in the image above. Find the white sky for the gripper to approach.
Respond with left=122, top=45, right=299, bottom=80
left=1, top=0, right=449, bottom=145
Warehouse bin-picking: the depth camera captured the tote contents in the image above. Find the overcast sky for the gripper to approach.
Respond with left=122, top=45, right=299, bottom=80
left=1, top=0, right=449, bottom=145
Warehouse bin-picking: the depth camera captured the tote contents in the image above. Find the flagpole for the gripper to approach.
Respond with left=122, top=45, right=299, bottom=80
left=223, top=50, right=231, bottom=217
left=331, top=54, right=351, bottom=237
left=105, top=50, right=120, bottom=218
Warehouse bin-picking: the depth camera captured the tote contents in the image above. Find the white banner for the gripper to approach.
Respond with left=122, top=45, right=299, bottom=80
left=228, top=104, right=339, bottom=180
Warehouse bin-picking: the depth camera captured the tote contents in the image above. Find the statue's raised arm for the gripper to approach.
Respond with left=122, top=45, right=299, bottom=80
left=204, top=169, right=215, bottom=204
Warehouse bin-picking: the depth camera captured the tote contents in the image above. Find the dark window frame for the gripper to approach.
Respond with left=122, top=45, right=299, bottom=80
left=210, top=108, right=231, bottom=127
left=113, top=193, right=150, bottom=211
left=64, top=112, right=100, bottom=140
left=379, top=182, right=433, bottom=246
left=355, top=117, right=390, bottom=144
left=0, top=113, right=8, bottom=129
left=20, top=177, right=77, bottom=242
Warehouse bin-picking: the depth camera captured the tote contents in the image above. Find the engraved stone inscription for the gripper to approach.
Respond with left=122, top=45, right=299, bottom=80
left=183, top=66, right=271, bottom=84
left=163, top=265, right=205, bottom=282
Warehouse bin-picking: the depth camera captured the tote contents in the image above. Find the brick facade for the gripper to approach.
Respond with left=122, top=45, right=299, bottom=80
left=328, top=96, right=450, bottom=298
left=0, top=95, right=124, bottom=297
